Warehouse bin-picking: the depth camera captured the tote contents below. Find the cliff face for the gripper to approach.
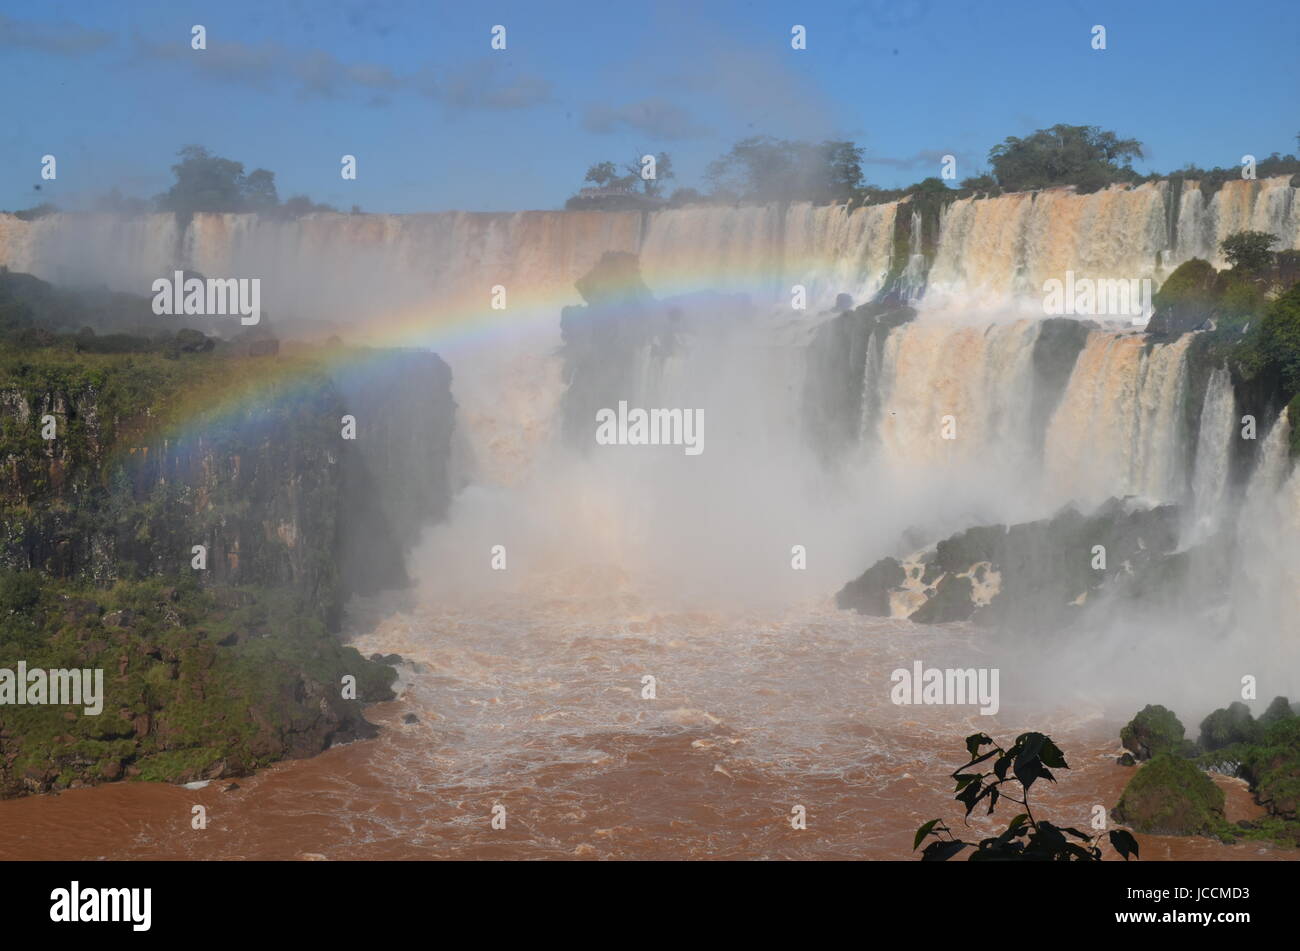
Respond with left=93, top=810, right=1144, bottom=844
left=1, top=348, right=454, bottom=617
left=0, top=342, right=456, bottom=796
left=2, top=369, right=343, bottom=614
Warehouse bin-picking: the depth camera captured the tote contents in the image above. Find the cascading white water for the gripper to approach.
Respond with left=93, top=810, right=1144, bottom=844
left=1189, top=365, right=1237, bottom=536
left=2, top=179, right=1296, bottom=590
left=1043, top=332, right=1193, bottom=505
left=927, top=181, right=1171, bottom=305
left=8, top=174, right=1300, bottom=862
left=875, top=319, right=1040, bottom=473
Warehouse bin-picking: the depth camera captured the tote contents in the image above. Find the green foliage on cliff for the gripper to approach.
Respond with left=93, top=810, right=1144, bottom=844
left=1222, top=230, right=1280, bottom=274
left=1257, top=282, right=1300, bottom=396
left=0, top=576, right=396, bottom=796
left=987, top=124, right=1144, bottom=193
left=705, top=137, right=865, bottom=203
left=155, top=145, right=335, bottom=225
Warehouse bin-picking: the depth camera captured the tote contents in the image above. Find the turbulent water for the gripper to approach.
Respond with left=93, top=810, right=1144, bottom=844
left=2, top=176, right=1299, bottom=859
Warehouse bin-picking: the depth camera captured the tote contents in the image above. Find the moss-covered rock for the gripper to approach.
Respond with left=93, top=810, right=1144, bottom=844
left=1148, top=259, right=1219, bottom=336
left=1199, top=701, right=1259, bottom=751
left=1113, top=753, right=1226, bottom=836
left=1239, top=717, right=1300, bottom=821
left=1121, top=704, right=1186, bottom=761
left=1260, top=696, right=1295, bottom=727
left=0, top=577, right=396, bottom=797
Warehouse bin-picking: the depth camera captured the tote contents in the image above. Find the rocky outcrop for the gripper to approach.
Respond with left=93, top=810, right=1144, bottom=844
left=1, top=345, right=455, bottom=625
left=0, top=580, right=396, bottom=796
left=1113, top=753, right=1226, bottom=836
left=1121, top=705, right=1189, bottom=761
left=836, top=497, right=1183, bottom=631
left=1115, top=700, right=1300, bottom=844
left=0, top=303, right=456, bottom=797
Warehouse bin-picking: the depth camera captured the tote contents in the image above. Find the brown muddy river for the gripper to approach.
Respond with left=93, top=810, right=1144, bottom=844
left=0, top=595, right=1287, bottom=861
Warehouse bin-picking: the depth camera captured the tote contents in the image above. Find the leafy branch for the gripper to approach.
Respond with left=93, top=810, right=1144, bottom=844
left=914, top=731, right=1139, bottom=861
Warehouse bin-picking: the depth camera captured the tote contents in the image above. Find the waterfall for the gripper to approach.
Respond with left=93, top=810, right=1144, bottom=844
left=2, top=175, right=1295, bottom=314
left=1188, top=365, right=1237, bottom=535
left=927, top=181, right=1170, bottom=305
left=777, top=201, right=897, bottom=308
left=2, top=177, right=1297, bottom=532
left=1043, top=332, right=1193, bottom=505
left=875, top=318, right=1041, bottom=474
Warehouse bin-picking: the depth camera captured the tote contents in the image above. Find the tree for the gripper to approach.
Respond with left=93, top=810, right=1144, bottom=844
left=987, top=124, right=1144, bottom=193
left=583, top=161, right=621, bottom=189
left=1257, top=281, right=1300, bottom=396
left=279, top=195, right=337, bottom=218
left=914, top=731, right=1140, bottom=861
left=157, top=145, right=246, bottom=217
left=960, top=172, right=999, bottom=194
left=241, top=168, right=279, bottom=212
left=621, top=151, right=674, bottom=197
left=820, top=140, right=864, bottom=200
left=155, top=146, right=288, bottom=219
left=1220, top=230, right=1278, bottom=274
left=706, top=137, right=865, bottom=202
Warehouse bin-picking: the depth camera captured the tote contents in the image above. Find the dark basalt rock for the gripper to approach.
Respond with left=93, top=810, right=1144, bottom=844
left=835, top=557, right=904, bottom=616
left=908, top=573, right=974, bottom=625
left=835, top=496, right=1187, bottom=632
left=1199, top=701, right=1259, bottom=751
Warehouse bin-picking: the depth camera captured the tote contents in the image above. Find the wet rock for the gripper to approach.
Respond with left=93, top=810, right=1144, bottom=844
left=836, top=557, right=904, bottom=616
left=1113, top=754, right=1225, bottom=836
left=1199, top=702, right=1258, bottom=751
left=836, top=497, right=1186, bottom=633
left=908, top=573, right=975, bottom=625
left=1259, top=696, right=1295, bottom=727
left=1121, top=704, right=1186, bottom=761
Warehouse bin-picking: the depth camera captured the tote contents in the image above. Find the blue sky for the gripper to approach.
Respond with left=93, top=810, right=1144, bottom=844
left=2, top=0, right=1297, bottom=213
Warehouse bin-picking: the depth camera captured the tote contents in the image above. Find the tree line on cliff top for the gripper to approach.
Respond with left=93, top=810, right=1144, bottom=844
left=573, top=125, right=1300, bottom=209
left=7, top=127, right=1299, bottom=220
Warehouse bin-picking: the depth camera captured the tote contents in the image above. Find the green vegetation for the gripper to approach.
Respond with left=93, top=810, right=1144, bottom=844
left=0, top=278, right=445, bottom=797
left=1120, top=704, right=1187, bottom=761
left=156, top=145, right=336, bottom=225
left=915, top=732, right=1138, bottom=860
left=1113, top=754, right=1227, bottom=836
left=1222, top=230, right=1280, bottom=274
left=987, top=124, right=1144, bottom=193
left=1152, top=234, right=1300, bottom=457
left=0, top=574, right=395, bottom=796
left=705, top=137, right=864, bottom=203
left=1117, top=699, right=1300, bottom=847
left=558, top=125, right=1299, bottom=217
left=581, top=153, right=674, bottom=196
